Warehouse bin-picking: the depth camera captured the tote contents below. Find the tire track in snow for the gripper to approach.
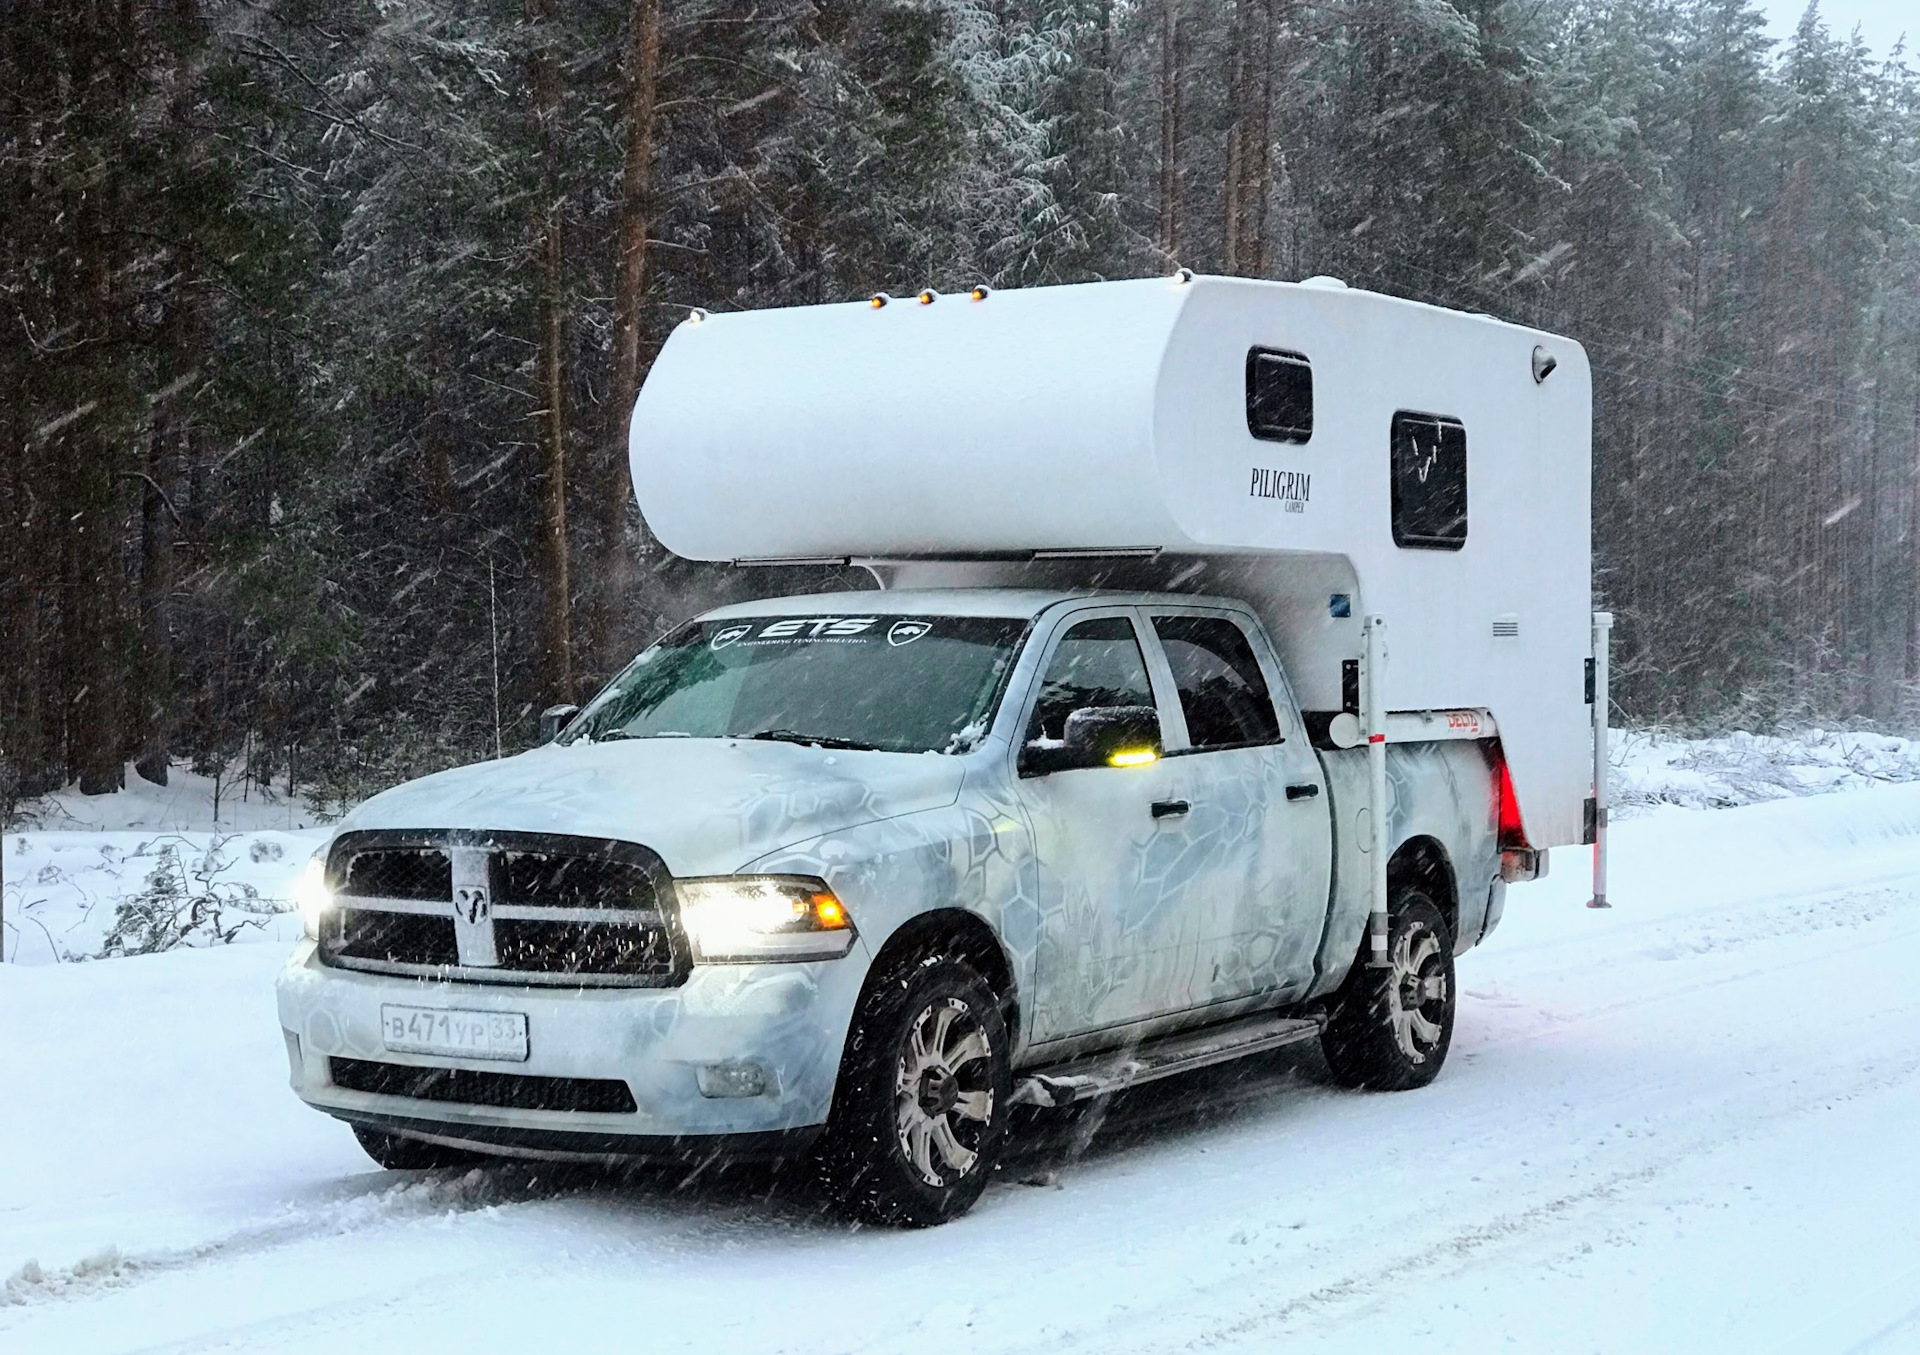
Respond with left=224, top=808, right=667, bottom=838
left=0, top=1165, right=585, bottom=1312
left=1016, top=1045, right=1920, bottom=1354
left=989, top=884, right=1920, bottom=1353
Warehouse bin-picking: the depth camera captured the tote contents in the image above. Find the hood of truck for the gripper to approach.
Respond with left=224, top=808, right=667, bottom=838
left=334, top=737, right=968, bottom=875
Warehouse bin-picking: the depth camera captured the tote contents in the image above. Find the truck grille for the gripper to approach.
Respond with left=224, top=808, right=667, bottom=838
left=336, top=909, right=460, bottom=968
left=317, top=831, right=684, bottom=988
left=345, top=849, right=452, bottom=901
left=329, top=1057, right=637, bottom=1114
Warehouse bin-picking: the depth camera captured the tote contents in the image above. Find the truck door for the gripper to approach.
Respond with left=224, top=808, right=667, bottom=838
left=1016, top=610, right=1208, bottom=1043
left=1144, top=608, right=1333, bottom=1006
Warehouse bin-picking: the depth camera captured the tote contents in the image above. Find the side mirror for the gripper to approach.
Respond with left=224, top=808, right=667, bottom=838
left=540, top=703, right=580, bottom=745
left=1020, top=705, right=1162, bottom=777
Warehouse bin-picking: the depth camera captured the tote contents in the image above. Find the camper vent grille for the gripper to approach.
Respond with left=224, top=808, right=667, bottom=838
left=1492, top=615, right=1521, bottom=639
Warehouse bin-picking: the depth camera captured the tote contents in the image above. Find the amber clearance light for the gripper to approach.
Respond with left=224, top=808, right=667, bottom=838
left=1108, top=749, right=1159, bottom=768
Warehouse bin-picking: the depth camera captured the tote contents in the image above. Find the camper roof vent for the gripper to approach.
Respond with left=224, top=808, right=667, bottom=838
left=1493, top=614, right=1521, bottom=639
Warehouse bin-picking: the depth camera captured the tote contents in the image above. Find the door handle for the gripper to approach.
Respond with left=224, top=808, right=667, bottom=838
left=1151, top=799, right=1191, bottom=819
left=1286, top=783, right=1320, bottom=801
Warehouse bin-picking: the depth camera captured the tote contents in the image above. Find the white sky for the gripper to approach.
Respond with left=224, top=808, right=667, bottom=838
left=1762, top=0, right=1913, bottom=60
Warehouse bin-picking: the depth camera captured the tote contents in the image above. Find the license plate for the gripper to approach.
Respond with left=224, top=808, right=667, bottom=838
left=380, top=1005, right=529, bottom=1062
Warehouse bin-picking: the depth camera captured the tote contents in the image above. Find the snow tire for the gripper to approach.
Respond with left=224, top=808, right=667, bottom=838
left=1321, top=892, right=1456, bottom=1091
left=814, top=952, right=1012, bottom=1228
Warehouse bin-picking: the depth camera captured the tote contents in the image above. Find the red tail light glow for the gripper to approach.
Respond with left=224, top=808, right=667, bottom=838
left=1497, top=755, right=1529, bottom=850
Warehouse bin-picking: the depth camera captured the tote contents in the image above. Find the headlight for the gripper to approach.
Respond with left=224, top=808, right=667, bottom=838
left=292, top=854, right=334, bottom=941
left=677, top=875, right=856, bottom=963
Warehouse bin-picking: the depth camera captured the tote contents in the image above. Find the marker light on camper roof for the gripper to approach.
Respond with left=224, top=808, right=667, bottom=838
left=969, top=285, right=991, bottom=301
left=917, top=289, right=938, bottom=305
left=1109, top=749, right=1159, bottom=768
left=869, top=293, right=890, bottom=309
left=685, top=307, right=709, bottom=324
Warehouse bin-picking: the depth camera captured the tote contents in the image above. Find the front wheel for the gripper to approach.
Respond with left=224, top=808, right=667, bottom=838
left=815, top=953, right=1012, bottom=1227
left=1321, top=892, right=1456, bottom=1091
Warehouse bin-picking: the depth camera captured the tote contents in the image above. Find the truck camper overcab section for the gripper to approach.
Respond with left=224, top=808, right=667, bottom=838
left=276, top=274, right=1602, bottom=1227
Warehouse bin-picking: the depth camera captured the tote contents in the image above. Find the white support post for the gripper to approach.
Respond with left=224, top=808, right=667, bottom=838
left=1588, top=611, right=1614, bottom=910
left=1364, top=614, right=1391, bottom=966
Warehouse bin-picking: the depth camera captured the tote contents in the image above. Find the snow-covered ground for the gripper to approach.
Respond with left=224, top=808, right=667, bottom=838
left=1613, top=726, right=1920, bottom=814
left=4, top=754, right=1920, bottom=1351
left=3, top=765, right=328, bottom=963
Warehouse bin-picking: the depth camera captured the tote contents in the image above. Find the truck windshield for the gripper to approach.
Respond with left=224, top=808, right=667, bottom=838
left=561, top=613, right=1030, bottom=754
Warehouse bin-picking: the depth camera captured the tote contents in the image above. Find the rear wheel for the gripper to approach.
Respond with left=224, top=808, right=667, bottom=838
left=1322, top=892, right=1456, bottom=1091
left=351, top=1123, right=490, bottom=1171
left=815, top=953, right=1012, bottom=1227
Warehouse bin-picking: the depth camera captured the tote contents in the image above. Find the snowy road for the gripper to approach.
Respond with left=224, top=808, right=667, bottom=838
left=6, top=785, right=1920, bottom=1354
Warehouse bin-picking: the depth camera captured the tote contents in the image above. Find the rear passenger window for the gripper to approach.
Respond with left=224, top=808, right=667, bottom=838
left=1246, top=348, right=1312, bottom=444
left=1025, top=617, right=1156, bottom=744
left=1151, top=616, right=1282, bottom=749
left=1391, top=412, right=1468, bottom=550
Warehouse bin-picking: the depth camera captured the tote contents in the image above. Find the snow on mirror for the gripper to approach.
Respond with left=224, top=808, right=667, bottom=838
left=561, top=614, right=1027, bottom=754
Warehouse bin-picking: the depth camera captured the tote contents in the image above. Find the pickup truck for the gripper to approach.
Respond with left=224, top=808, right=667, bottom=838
left=280, top=585, right=1507, bottom=1226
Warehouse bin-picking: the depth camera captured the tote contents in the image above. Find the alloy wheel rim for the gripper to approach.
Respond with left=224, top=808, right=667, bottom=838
left=1387, top=923, right=1449, bottom=1061
left=894, top=995, right=995, bottom=1187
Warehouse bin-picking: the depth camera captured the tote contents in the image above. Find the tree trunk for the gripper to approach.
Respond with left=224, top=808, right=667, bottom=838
left=423, top=324, right=454, bottom=516
left=66, top=446, right=125, bottom=797
left=133, top=0, right=205, bottom=788
left=529, top=0, right=572, bottom=706
left=1224, top=0, right=1245, bottom=273
left=1224, top=0, right=1273, bottom=276
left=1157, top=0, right=1181, bottom=262
left=134, top=405, right=178, bottom=786
left=587, top=0, right=663, bottom=681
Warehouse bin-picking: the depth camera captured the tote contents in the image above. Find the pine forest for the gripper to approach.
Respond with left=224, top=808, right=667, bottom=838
left=3, top=0, right=1918, bottom=808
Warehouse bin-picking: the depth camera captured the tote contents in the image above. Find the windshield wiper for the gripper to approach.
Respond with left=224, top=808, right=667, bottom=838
left=742, top=728, right=883, bottom=752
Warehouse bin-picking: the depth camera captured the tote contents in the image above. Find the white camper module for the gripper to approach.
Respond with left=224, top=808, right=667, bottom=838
left=632, top=274, right=1594, bottom=849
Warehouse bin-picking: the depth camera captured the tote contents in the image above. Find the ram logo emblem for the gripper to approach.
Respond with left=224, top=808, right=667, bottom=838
left=454, top=885, right=490, bottom=926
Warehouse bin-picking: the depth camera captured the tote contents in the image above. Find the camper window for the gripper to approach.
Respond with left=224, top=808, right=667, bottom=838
left=1390, top=412, right=1468, bottom=550
left=1245, top=348, right=1313, bottom=444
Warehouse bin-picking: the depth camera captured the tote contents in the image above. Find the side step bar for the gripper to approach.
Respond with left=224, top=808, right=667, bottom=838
left=1010, top=1011, right=1324, bottom=1108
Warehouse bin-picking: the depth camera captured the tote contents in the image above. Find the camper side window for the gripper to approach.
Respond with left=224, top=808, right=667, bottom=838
left=1390, top=412, right=1468, bottom=550
left=1246, top=349, right=1313, bottom=444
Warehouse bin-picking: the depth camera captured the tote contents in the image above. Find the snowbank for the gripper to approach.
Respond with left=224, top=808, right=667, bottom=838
left=12, top=762, right=323, bottom=833
left=4, top=764, right=323, bottom=965
left=1612, top=726, right=1920, bottom=814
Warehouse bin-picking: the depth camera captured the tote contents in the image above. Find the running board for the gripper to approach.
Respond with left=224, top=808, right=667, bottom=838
left=1010, top=1011, right=1324, bottom=1108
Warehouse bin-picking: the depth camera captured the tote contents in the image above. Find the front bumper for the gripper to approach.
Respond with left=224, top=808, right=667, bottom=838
left=275, top=937, right=871, bottom=1155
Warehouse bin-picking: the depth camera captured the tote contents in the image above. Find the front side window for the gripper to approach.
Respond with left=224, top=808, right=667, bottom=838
left=1024, top=617, right=1156, bottom=745
left=562, top=614, right=1027, bottom=754
left=1391, top=411, right=1468, bottom=550
left=1151, top=615, right=1282, bottom=749
left=1246, top=348, right=1313, bottom=444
